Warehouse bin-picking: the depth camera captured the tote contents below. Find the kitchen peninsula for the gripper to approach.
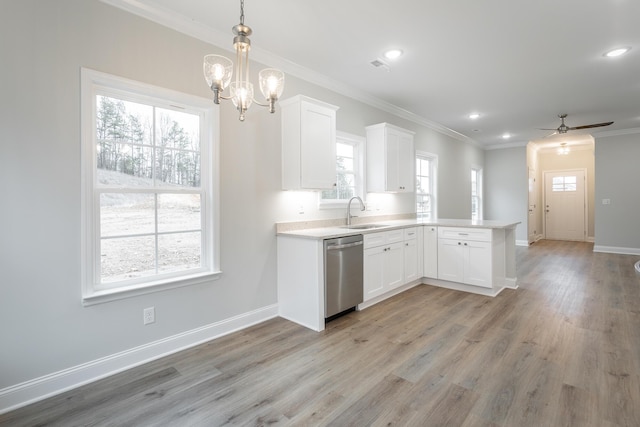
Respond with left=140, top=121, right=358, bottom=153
left=277, top=218, right=519, bottom=331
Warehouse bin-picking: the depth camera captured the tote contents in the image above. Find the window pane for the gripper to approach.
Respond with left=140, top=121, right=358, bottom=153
left=338, top=186, right=355, bottom=199
left=156, top=108, right=200, bottom=152
left=96, top=96, right=153, bottom=185
left=418, top=177, right=430, bottom=194
left=336, top=142, right=353, bottom=158
left=101, top=236, right=156, bottom=283
left=100, top=193, right=155, bottom=237
left=158, top=194, right=201, bottom=232
left=321, top=188, right=337, bottom=199
left=337, top=156, right=354, bottom=172
left=158, top=232, right=201, bottom=273
left=155, top=147, right=201, bottom=188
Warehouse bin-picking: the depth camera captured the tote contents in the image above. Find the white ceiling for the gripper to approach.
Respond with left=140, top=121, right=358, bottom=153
left=105, top=0, right=640, bottom=148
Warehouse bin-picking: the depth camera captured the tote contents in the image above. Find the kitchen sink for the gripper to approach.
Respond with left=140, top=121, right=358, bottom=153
left=341, top=224, right=389, bottom=230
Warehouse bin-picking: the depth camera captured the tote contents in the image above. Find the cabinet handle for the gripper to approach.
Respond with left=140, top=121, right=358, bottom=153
left=464, top=242, right=468, bottom=246
left=458, top=242, right=462, bottom=245
left=405, top=243, right=409, bottom=246
left=458, top=233, right=469, bottom=236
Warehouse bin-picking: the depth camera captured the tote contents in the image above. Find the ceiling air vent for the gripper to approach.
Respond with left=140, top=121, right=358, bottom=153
left=370, top=58, right=390, bottom=71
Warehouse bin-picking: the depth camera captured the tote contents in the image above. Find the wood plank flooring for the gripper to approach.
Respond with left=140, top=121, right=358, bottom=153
left=3, top=240, right=640, bottom=426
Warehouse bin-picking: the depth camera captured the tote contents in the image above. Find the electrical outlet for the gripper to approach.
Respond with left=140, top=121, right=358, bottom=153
left=143, top=307, right=155, bottom=325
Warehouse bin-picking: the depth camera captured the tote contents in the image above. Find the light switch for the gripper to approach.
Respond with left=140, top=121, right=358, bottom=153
left=602, top=199, right=611, bottom=205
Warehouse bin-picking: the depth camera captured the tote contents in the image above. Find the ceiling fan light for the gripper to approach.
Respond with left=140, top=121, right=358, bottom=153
left=604, top=47, right=631, bottom=58
left=469, top=113, right=480, bottom=120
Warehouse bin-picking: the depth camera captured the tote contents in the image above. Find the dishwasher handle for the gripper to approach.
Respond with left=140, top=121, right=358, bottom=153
left=326, top=241, right=363, bottom=250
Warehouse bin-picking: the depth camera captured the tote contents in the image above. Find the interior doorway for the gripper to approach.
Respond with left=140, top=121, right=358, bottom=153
left=543, top=169, right=586, bottom=241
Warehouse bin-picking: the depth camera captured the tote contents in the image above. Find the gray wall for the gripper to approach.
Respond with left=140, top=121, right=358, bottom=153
left=594, top=131, right=640, bottom=251
left=484, top=147, right=528, bottom=242
left=0, top=0, right=484, bottom=393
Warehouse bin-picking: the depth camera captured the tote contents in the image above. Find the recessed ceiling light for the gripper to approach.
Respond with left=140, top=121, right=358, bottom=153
left=469, top=113, right=480, bottom=120
left=502, top=133, right=511, bottom=139
left=383, top=49, right=403, bottom=60
left=604, top=47, right=631, bottom=57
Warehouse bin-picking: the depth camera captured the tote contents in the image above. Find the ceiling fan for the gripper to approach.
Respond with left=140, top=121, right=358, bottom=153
left=541, top=114, right=613, bottom=135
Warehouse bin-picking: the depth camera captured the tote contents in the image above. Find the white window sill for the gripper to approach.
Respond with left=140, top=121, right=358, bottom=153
left=318, top=200, right=349, bottom=210
left=82, top=270, right=222, bottom=306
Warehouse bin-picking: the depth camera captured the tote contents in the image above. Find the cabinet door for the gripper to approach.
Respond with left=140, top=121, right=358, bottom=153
left=385, top=130, right=401, bottom=191
left=423, top=226, right=438, bottom=278
left=464, top=240, right=492, bottom=288
left=403, top=238, right=419, bottom=283
left=385, top=242, right=405, bottom=290
left=364, top=246, right=386, bottom=300
left=437, top=238, right=464, bottom=283
left=300, top=102, right=336, bottom=189
left=397, top=132, right=415, bottom=192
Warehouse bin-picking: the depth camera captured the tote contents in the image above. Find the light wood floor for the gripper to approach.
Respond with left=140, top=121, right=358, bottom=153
left=3, top=240, right=640, bottom=426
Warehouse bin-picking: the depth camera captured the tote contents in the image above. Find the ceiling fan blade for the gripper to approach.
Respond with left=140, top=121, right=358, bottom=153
left=569, top=121, right=614, bottom=130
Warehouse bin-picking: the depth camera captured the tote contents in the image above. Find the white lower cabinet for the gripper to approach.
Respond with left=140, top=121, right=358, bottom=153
left=403, top=227, right=419, bottom=283
left=423, top=226, right=438, bottom=278
left=437, top=227, right=492, bottom=288
left=363, top=229, right=406, bottom=301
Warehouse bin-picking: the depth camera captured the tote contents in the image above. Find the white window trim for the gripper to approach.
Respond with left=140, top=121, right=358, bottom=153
left=416, top=150, right=438, bottom=220
left=80, top=68, right=221, bottom=306
left=471, top=165, right=483, bottom=221
left=318, top=131, right=366, bottom=209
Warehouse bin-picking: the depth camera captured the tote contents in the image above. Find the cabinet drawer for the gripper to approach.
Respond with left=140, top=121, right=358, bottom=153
left=364, top=232, right=387, bottom=249
left=438, top=227, right=492, bottom=242
left=364, top=229, right=404, bottom=249
left=403, top=227, right=418, bottom=240
left=386, top=229, right=404, bottom=244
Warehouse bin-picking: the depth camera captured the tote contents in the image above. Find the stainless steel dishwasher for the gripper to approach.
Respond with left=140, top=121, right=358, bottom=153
left=324, top=234, right=364, bottom=319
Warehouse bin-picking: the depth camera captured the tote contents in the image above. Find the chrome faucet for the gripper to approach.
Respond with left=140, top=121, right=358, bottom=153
left=346, top=196, right=366, bottom=226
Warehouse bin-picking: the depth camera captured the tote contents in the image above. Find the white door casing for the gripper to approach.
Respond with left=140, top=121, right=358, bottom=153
left=528, top=167, right=537, bottom=244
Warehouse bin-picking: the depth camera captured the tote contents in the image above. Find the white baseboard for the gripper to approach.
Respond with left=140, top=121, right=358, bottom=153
left=357, top=280, right=422, bottom=310
left=0, top=304, right=279, bottom=415
left=421, top=277, right=513, bottom=297
left=593, top=245, right=640, bottom=256
left=516, top=239, right=529, bottom=247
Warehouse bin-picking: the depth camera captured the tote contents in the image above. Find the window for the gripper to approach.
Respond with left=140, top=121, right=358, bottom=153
left=320, top=132, right=364, bottom=206
left=471, top=167, right=483, bottom=221
left=416, top=152, right=437, bottom=219
left=552, top=176, right=577, bottom=192
left=81, top=69, right=219, bottom=305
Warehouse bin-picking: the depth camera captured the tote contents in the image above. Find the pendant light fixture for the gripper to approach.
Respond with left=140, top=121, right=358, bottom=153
left=203, top=0, right=285, bottom=121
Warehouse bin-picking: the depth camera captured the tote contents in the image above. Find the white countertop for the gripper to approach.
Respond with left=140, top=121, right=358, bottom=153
left=276, top=218, right=520, bottom=240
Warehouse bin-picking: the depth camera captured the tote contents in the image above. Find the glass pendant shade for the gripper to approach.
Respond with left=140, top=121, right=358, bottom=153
left=230, top=81, right=254, bottom=121
left=203, top=55, right=233, bottom=91
left=258, top=68, right=285, bottom=101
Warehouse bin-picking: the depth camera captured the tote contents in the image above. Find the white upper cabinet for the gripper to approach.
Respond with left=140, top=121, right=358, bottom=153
left=365, top=123, right=415, bottom=193
left=281, top=95, right=339, bottom=190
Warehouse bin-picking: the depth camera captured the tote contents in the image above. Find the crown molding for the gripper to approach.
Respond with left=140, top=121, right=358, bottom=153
left=99, top=0, right=478, bottom=146
left=483, top=140, right=528, bottom=150
left=593, top=127, right=640, bottom=138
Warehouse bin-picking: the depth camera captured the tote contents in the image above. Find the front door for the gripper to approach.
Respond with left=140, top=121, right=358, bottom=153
left=544, top=170, right=586, bottom=241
